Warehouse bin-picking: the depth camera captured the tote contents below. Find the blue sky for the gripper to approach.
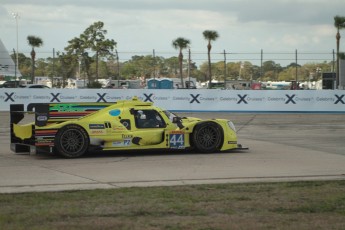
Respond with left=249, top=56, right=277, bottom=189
left=0, top=0, right=344, bottom=66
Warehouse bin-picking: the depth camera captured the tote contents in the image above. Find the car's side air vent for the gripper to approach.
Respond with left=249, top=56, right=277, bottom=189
left=104, top=122, right=112, bottom=128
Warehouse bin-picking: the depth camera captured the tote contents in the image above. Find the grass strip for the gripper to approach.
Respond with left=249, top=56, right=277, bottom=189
left=0, top=180, right=345, bottom=229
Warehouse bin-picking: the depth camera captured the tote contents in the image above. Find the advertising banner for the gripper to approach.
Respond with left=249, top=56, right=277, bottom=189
left=0, top=88, right=344, bottom=113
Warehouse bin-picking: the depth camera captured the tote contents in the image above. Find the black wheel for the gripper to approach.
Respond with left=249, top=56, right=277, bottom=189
left=55, top=125, right=89, bottom=158
left=192, top=122, right=223, bottom=153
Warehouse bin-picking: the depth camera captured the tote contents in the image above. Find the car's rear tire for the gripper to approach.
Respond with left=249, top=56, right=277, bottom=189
left=192, top=122, right=223, bottom=153
left=55, top=125, right=89, bottom=158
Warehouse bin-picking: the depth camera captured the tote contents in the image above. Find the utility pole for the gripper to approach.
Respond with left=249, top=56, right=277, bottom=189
left=188, top=48, right=191, bottom=86
left=336, top=27, right=341, bottom=89
left=52, top=48, right=55, bottom=87
left=115, top=49, right=120, bottom=87
left=260, top=49, right=263, bottom=79
left=13, top=49, right=17, bottom=78
left=295, top=49, right=298, bottom=85
left=12, top=12, right=19, bottom=78
left=223, top=50, right=227, bottom=87
left=333, top=49, right=336, bottom=88
left=153, top=49, right=156, bottom=80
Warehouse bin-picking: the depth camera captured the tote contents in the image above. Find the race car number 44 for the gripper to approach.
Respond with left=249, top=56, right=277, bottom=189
left=169, top=134, right=184, bottom=148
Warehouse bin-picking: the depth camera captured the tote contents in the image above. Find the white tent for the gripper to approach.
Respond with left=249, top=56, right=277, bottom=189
left=0, top=38, right=21, bottom=77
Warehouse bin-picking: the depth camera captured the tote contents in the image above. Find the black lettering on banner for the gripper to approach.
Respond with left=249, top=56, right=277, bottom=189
left=5, top=92, right=15, bottom=102
left=50, top=93, right=61, bottom=102
left=285, top=94, right=296, bottom=104
left=237, top=94, right=248, bottom=104
left=143, top=93, right=153, bottom=102
left=97, top=93, right=107, bottom=102
left=334, top=94, right=345, bottom=104
left=190, top=94, right=200, bottom=104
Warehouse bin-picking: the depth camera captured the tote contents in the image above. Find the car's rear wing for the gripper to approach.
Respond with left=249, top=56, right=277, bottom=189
left=10, top=104, right=36, bottom=153
left=10, top=104, right=26, bottom=125
left=10, top=102, right=114, bottom=127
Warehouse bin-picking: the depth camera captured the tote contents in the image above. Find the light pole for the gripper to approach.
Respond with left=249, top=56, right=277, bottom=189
left=223, top=50, right=227, bottom=87
left=336, top=22, right=345, bottom=89
left=336, top=28, right=340, bottom=89
left=11, top=12, right=19, bottom=78
left=115, top=49, right=120, bottom=87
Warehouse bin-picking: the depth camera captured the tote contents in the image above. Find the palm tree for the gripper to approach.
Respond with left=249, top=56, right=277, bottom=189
left=172, top=37, right=190, bottom=87
left=203, top=30, right=219, bottom=88
left=334, top=15, right=345, bottom=88
left=27, top=35, right=43, bottom=83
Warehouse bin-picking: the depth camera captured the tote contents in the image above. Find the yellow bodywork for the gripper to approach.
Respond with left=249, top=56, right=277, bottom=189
left=10, top=97, right=240, bottom=158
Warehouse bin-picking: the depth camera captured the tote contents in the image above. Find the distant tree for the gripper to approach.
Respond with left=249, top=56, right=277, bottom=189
left=121, top=60, right=138, bottom=79
left=262, top=61, right=282, bottom=73
left=56, top=52, right=77, bottom=88
left=120, top=55, right=163, bottom=80
left=35, top=58, right=49, bottom=76
left=213, top=61, right=226, bottom=81
left=81, top=52, right=94, bottom=84
left=65, top=37, right=85, bottom=79
left=334, top=15, right=345, bottom=87
left=278, top=66, right=306, bottom=82
left=65, top=37, right=85, bottom=56
left=286, top=62, right=301, bottom=68
left=187, top=61, right=203, bottom=82
left=172, top=37, right=190, bottom=87
left=264, top=70, right=278, bottom=81
left=10, top=53, right=31, bottom=78
left=240, top=61, right=256, bottom=81
left=225, top=62, right=239, bottom=80
left=260, top=61, right=283, bottom=81
left=27, top=35, right=43, bottom=83
left=80, top=21, right=117, bottom=81
left=202, top=30, right=219, bottom=88
left=251, top=65, right=262, bottom=81
left=163, top=57, right=179, bottom=77
left=152, top=56, right=166, bottom=78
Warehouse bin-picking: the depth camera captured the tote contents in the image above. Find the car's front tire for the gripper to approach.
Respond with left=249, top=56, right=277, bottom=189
left=55, top=125, right=89, bottom=158
left=192, top=122, right=223, bottom=153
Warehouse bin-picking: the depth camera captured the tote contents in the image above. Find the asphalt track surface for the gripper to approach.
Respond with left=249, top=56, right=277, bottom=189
left=0, top=112, right=345, bottom=193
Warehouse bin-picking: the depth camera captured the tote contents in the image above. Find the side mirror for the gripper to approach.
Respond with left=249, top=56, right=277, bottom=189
left=172, top=117, right=184, bottom=129
left=172, top=117, right=180, bottom=123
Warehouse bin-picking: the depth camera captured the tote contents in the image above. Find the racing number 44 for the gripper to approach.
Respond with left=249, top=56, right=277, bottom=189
left=169, top=134, right=184, bottom=149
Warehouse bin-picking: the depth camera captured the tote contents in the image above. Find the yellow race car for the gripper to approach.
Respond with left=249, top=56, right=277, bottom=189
left=10, top=97, right=242, bottom=158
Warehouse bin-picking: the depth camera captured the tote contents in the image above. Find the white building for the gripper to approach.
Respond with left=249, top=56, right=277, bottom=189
left=0, top=38, right=21, bottom=78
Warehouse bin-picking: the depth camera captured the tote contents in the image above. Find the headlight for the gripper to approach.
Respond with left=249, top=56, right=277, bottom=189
left=227, top=121, right=236, bottom=132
